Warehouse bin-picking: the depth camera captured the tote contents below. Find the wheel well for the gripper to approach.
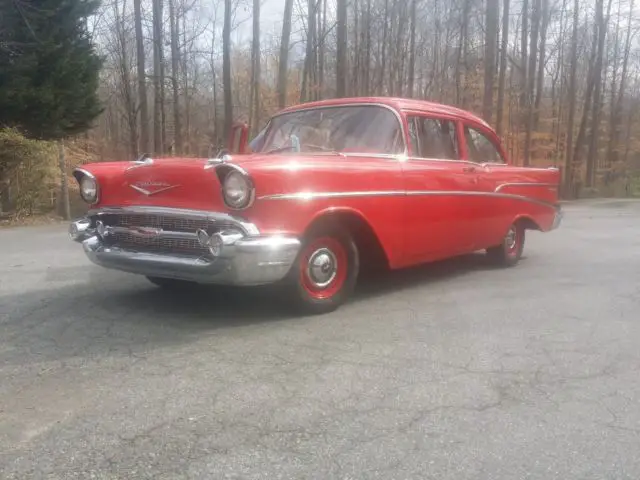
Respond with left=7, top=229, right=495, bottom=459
left=304, top=212, right=390, bottom=272
left=516, top=216, right=542, bottom=231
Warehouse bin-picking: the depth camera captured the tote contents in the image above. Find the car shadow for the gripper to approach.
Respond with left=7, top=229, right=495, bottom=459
left=353, top=251, right=510, bottom=301
left=1, top=251, right=515, bottom=366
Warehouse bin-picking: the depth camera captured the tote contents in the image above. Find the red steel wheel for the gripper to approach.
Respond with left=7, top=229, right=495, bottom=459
left=299, top=237, right=349, bottom=300
left=286, top=228, right=359, bottom=314
left=487, top=222, right=525, bottom=267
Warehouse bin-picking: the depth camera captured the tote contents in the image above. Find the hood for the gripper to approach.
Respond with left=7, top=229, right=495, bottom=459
left=80, top=157, right=227, bottom=211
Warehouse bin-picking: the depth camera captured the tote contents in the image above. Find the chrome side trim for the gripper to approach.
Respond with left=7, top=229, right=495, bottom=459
left=258, top=190, right=559, bottom=210
left=86, top=206, right=260, bottom=236
left=495, top=182, right=559, bottom=192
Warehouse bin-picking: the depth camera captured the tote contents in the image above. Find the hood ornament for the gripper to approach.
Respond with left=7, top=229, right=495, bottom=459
left=126, top=153, right=154, bottom=171
left=130, top=181, right=179, bottom=196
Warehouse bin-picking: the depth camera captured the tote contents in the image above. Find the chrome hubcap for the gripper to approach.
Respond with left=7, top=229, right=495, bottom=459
left=307, top=248, right=338, bottom=288
left=505, top=227, right=517, bottom=250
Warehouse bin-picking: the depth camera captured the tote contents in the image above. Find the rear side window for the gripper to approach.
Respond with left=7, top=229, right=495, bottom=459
left=464, top=126, right=505, bottom=164
left=407, top=116, right=459, bottom=160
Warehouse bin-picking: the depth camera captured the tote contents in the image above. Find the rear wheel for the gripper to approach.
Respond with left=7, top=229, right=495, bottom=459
left=486, top=222, right=525, bottom=267
left=285, top=228, right=359, bottom=315
left=146, top=276, right=196, bottom=289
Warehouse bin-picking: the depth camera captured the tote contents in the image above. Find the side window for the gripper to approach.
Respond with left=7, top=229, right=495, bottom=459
left=407, top=116, right=459, bottom=160
left=464, top=127, right=505, bottom=164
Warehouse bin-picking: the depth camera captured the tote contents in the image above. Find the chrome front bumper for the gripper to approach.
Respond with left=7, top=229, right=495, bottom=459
left=69, top=208, right=301, bottom=286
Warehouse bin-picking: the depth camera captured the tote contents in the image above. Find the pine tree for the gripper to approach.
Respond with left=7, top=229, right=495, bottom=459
left=0, top=0, right=103, bottom=140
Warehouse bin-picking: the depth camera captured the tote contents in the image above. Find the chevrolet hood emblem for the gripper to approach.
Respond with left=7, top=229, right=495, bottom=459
left=130, top=181, right=179, bottom=196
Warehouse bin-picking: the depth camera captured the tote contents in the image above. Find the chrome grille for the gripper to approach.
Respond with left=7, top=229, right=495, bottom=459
left=95, top=212, right=238, bottom=256
left=115, top=214, right=211, bottom=232
left=111, top=231, right=207, bottom=255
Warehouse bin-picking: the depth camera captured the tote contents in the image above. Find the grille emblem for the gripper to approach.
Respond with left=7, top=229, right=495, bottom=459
left=131, top=226, right=163, bottom=238
left=130, top=181, right=179, bottom=196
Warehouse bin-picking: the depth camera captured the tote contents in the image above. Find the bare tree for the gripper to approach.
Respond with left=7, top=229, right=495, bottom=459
left=484, top=0, right=499, bottom=123
left=222, top=0, right=232, bottom=139
left=169, top=0, right=182, bottom=154
left=249, top=0, right=260, bottom=133
left=133, top=0, right=148, bottom=154
left=336, top=0, right=347, bottom=97
left=277, top=0, right=294, bottom=108
left=496, top=0, right=510, bottom=136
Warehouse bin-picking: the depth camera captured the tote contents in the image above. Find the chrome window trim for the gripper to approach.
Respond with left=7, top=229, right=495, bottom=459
left=258, top=189, right=558, bottom=210
left=86, top=206, right=260, bottom=235
left=261, top=103, right=409, bottom=157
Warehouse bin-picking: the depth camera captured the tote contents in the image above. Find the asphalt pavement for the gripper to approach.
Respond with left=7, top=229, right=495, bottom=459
left=1, top=199, right=640, bottom=479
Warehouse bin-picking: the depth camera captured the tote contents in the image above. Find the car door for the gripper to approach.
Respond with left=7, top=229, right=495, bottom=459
left=401, top=112, right=480, bottom=264
left=461, top=122, right=511, bottom=249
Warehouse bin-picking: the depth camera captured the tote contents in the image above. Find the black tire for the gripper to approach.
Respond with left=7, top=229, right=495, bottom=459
left=486, top=222, right=525, bottom=267
left=283, top=226, right=360, bottom=315
left=146, top=276, right=197, bottom=289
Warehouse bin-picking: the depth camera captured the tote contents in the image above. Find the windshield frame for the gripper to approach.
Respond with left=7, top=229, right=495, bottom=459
left=251, top=103, right=408, bottom=157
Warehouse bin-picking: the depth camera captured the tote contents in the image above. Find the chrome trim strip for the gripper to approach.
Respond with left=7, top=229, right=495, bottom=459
left=494, top=182, right=559, bottom=192
left=129, top=184, right=180, bottom=196
left=259, top=190, right=558, bottom=209
left=103, top=225, right=200, bottom=241
left=86, top=206, right=260, bottom=236
left=264, top=102, right=408, bottom=156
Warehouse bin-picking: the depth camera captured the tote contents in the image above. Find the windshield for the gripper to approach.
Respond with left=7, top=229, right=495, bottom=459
left=251, top=105, right=405, bottom=155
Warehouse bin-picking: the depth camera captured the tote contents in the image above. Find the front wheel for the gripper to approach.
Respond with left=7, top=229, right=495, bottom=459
left=285, top=228, right=359, bottom=315
left=486, top=222, right=525, bottom=267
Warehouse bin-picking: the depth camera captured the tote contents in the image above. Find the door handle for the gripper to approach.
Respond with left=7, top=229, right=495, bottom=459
left=462, top=166, right=476, bottom=173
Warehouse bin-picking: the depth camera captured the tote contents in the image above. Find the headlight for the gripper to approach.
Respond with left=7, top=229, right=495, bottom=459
left=79, top=175, right=98, bottom=203
left=222, top=171, right=253, bottom=209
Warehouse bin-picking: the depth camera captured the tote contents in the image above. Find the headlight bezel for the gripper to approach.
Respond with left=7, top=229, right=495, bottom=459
left=220, top=166, right=255, bottom=210
left=73, top=168, right=100, bottom=204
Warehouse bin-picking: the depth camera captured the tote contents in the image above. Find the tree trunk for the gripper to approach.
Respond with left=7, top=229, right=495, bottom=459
left=483, top=0, right=499, bottom=123
left=336, top=0, right=348, bottom=97
left=58, top=140, right=70, bottom=221
left=520, top=0, right=529, bottom=109
left=249, top=0, right=261, bottom=134
left=407, top=0, right=417, bottom=98
left=134, top=0, right=149, bottom=154
left=222, top=0, right=233, bottom=139
left=277, top=0, right=294, bottom=108
left=563, top=0, right=580, bottom=197
left=533, top=0, right=549, bottom=129
left=496, top=0, right=510, bottom=136
left=524, top=0, right=540, bottom=166
left=586, top=0, right=614, bottom=187
left=169, top=0, right=182, bottom=154
left=152, top=0, right=164, bottom=155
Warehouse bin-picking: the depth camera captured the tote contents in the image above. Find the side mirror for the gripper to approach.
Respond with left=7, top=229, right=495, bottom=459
left=227, top=122, right=249, bottom=154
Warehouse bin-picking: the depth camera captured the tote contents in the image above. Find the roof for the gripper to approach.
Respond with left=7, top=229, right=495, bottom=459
left=279, top=96, right=491, bottom=130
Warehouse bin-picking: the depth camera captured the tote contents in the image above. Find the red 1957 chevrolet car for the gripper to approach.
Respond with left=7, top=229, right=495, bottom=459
left=69, top=97, right=562, bottom=314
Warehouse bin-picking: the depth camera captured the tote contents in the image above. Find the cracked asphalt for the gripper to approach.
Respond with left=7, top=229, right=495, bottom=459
left=1, top=199, right=640, bottom=479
